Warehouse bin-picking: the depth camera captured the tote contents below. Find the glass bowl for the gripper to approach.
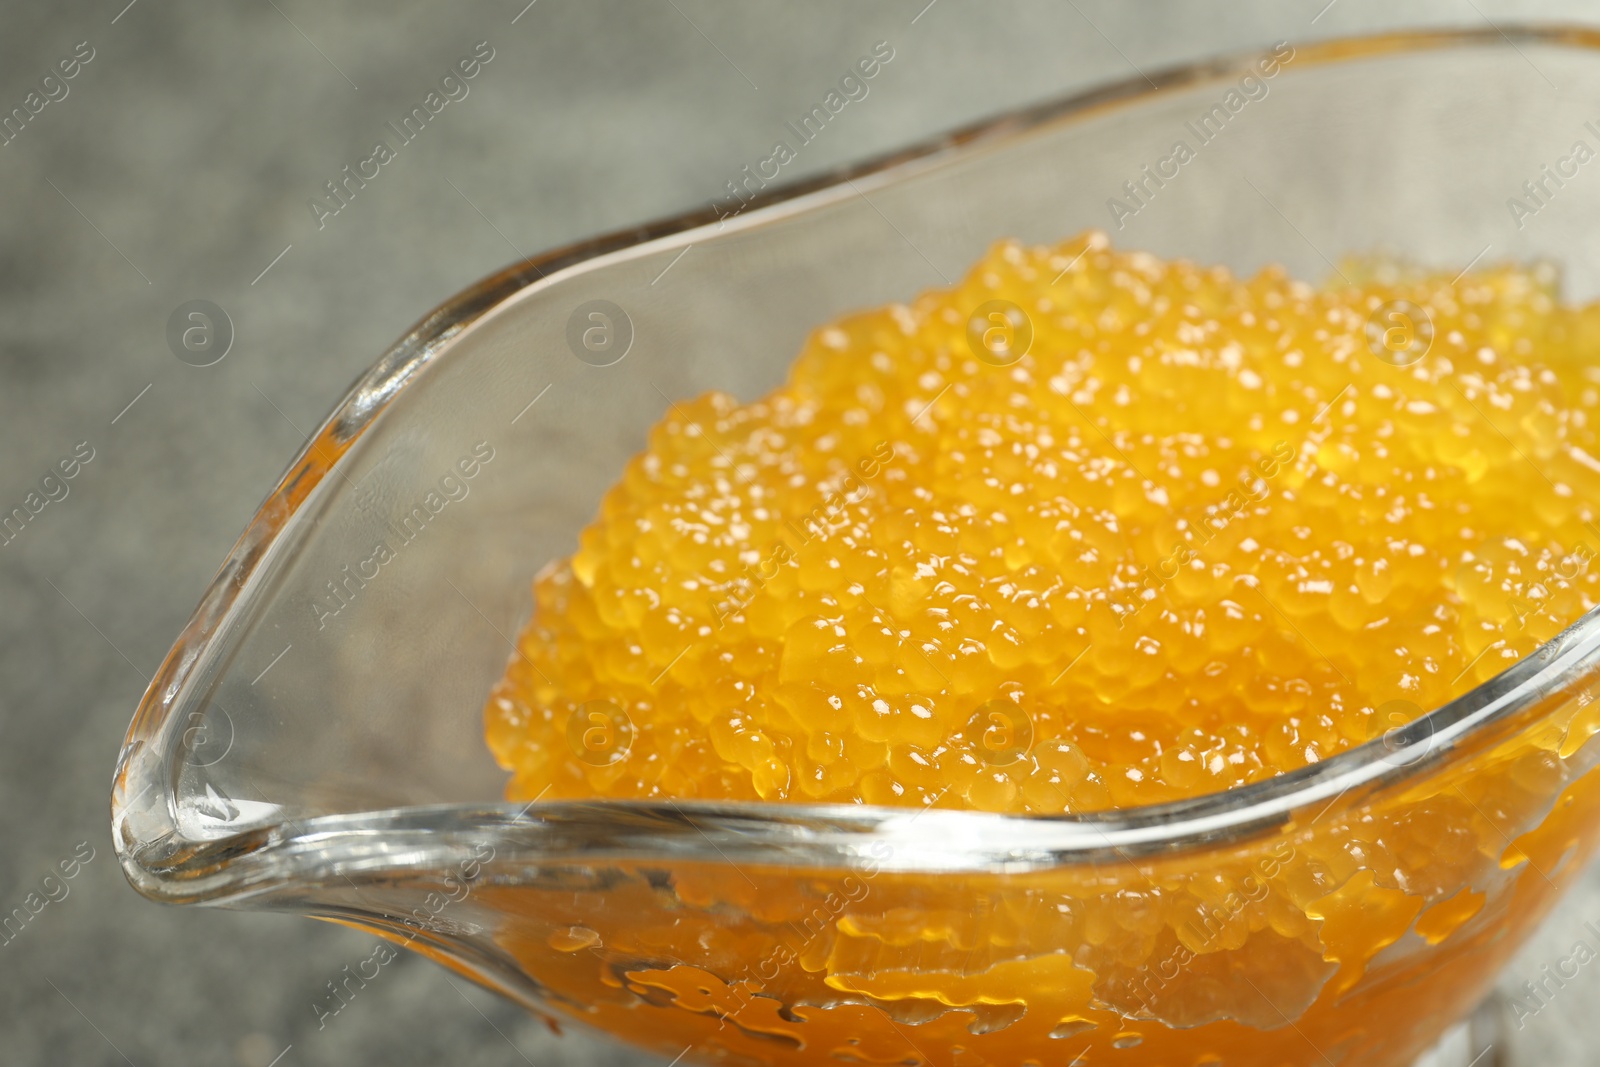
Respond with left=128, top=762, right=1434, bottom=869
left=114, top=25, right=1600, bottom=1067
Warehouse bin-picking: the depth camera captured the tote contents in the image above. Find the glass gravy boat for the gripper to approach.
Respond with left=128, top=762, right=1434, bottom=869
left=114, top=26, right=1600, bottom=1066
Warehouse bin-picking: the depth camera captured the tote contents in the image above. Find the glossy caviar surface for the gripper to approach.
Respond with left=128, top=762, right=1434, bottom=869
left=486, top=231, right=1600, bottom=812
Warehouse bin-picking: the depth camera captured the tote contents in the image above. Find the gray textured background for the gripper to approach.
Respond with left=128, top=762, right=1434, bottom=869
left=5, top=1, right=1600, bottom=1064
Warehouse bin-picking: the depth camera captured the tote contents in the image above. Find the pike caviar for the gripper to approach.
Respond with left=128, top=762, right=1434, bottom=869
left=486, top=232, right=1600, bottom=813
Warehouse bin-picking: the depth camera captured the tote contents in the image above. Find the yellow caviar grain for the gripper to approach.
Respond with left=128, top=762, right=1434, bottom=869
left=485, top=232, right=1600, bottom=813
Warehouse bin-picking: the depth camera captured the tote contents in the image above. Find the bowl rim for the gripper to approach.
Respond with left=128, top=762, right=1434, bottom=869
left=113, top=22, right=1600, bottom=905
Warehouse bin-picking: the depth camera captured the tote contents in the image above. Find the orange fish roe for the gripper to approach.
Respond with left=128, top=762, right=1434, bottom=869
left=485, top=231, right=1600, bottom=813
